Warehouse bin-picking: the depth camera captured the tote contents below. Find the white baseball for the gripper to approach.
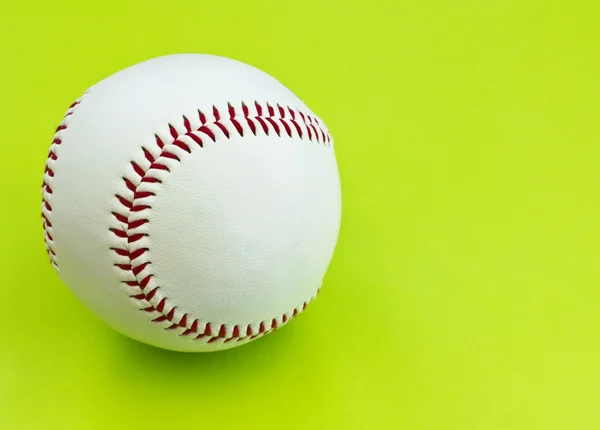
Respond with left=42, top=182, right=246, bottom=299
left=42, top=54, right=341, bottom=352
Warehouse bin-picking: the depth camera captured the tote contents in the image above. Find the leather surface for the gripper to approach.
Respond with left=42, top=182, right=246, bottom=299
left=46, top=54, right=341, bottom=352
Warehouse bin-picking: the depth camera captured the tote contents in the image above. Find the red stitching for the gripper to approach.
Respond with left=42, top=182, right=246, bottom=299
left=42, top=98, right=84, bottom=269
left=44, top=97, right=332, bottom=345
left=112, top=101, right=331, bottom=344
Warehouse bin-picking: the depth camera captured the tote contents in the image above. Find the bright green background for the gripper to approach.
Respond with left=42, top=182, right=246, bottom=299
left=1, top=1, right=600, bottom=429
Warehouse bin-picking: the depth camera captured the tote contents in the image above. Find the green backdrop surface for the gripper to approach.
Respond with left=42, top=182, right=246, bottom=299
left=1, top=2, right=600, bottom=429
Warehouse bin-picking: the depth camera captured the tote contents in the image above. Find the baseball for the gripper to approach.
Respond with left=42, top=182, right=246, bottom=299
left=42, top=54, right=341, bottom=352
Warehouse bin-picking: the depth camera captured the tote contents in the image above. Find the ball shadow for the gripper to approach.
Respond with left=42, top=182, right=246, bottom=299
left=104, top=320, right=303, bottom=390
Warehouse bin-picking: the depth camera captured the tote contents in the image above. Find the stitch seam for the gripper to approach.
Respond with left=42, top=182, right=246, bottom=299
left=42, top=98, right=85, bottom=270
left=111, top=101, right=331, bottom=344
